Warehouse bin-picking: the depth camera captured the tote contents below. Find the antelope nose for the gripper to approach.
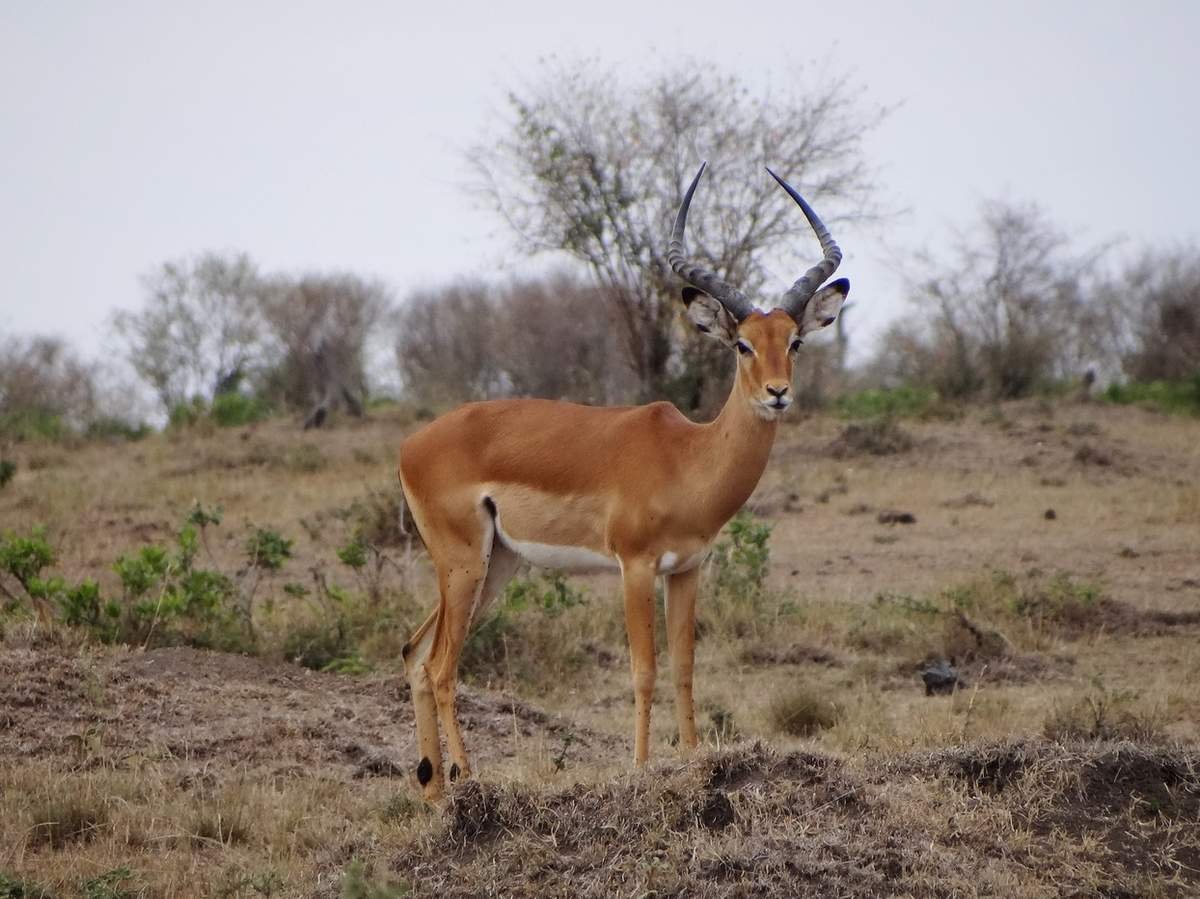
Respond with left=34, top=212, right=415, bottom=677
left=766, top=384, right=789, bottom=398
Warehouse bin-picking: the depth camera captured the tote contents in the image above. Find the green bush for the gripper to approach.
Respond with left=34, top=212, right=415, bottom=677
left=709, top=511, right=771, bottom=601
left=84, top=417, right=151, bottom=442
left=245, top=528, right=293, bottom=570
left=0, top=528, right=55, bottom=594
left=834, top=386, right=938, bottom=420
left=0, top=409, right=66, bottom=441
left=167, top=397, right=208, bottom=429
left=83, top=867, right=136, bottom=899
left=210, top=392, right=272, bottom=427
left=0, top=459, right=15, bottom=489
left=462, top=572, right=589, bottom=682
left=0, top=871, right=54, bottom=899
left=1102, top=376, right=1200, bottom=416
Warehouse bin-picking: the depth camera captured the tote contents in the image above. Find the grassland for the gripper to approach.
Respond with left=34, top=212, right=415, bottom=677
left=1, top=397, right=1198, bottom=897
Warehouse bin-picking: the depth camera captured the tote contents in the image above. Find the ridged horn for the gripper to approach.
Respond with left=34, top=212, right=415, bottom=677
left=668, top=162, right=755, bottom=322
left=766, top=167, right=843, bottom=320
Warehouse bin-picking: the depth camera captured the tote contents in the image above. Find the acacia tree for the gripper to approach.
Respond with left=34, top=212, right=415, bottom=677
left=473, top=60, right=886, bottom=405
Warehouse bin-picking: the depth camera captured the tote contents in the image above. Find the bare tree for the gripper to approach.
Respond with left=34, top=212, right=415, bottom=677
left=395, top=281, right=500, bottom=408
left=113, top=252, right=264, bottom=412
left=395, top=272, right=631, bottom=408
left=473, top=59, right=886, bottom=406
left=0, top=335, right=97, bottom=435
left=257, top=273, right=391, bottom=426
left=878, top=200, right=1103, bottom=398
left=1095, top=249, right=1200, bottom=382
left=492, top=273, right=631, bottom=404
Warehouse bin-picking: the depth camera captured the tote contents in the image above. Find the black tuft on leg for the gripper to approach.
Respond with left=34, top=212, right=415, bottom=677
left=449, top=762, right=460, bottom=782
left=416, top=757, right=433, bottom=786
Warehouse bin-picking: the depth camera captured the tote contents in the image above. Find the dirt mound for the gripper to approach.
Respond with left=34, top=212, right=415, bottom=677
left=0, top=644, right=613, bottom=783
left=899, top=739, right=1200, bottom=894
left=390, top=741, right=1200, bottom=898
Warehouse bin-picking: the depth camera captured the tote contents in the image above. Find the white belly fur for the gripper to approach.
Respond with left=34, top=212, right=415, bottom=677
left=492, top=512, right=707, bottom=576
left=493, top=514, right=620, bottom=573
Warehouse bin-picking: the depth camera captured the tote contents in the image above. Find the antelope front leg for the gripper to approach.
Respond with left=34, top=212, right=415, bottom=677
left=666, top=566, right=700, bottom=752
left=621, top=558, right=658, bottom=766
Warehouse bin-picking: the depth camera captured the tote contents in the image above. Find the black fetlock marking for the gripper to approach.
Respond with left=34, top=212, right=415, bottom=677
left=449, top=762, right=460, bottom=782
left=417, top=757, right=433, bottom=786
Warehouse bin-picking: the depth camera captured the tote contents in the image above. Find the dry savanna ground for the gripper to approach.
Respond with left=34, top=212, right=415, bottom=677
left=1, top=397, right=1199, bottom=897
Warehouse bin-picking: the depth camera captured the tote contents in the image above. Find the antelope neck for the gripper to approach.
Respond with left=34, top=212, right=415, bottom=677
left=692, top=367, right=779, bottom=525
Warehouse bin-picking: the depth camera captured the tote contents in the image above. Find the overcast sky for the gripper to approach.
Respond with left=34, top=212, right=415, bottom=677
left=3, top=0, right=1198, bottom=364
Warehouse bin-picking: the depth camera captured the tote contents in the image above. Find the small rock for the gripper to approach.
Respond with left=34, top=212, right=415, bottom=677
left=921, top=659, right=963, bottom=696
left=1044, top=509, right=1057, bottom=520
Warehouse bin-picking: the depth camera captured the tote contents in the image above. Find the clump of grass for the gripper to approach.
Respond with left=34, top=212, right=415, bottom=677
left=1043, top=679, right=1167, bottom=743
left=827, top=417, right=914, bottom=458
left=189, top=795, right=251, bottom=847
left=26, top=795, right=109, bottom=848
left=767, top=686, right=840, bottom=737
left=282, top=443, right=327, bottom=473
left=0, top=459, right=16, bottom=489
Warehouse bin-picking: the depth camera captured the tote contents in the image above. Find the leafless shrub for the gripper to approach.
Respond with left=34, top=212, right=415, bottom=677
left=873, top=200, right=1105, bottom=399
left=396, top=273, right=632, bottom=407
left=257, top=272, right=391, bottom=423
left=1096, top=248, right=1200, bottom=382
left=0, top=334, right=97, bottom=437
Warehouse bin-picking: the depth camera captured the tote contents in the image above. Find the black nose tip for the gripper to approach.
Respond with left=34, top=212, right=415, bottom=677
left=766, top=384, right=789, bottom=398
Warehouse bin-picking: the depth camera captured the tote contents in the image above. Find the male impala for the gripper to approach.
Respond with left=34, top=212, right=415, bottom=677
left=398, top=163, right=849, bottom=799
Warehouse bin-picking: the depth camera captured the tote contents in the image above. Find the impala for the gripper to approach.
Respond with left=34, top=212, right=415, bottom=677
left=398, top=162, right=849, bottom=799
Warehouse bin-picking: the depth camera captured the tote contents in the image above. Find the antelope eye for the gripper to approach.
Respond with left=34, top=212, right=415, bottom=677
left=789, top=337, right=803, bottom=353
left=735, top=340, right=753, bottom=356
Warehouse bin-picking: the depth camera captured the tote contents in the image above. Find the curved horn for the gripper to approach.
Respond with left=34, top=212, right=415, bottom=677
left=668, top=162, right=755, bottom=322
left=766, top=167, right=843, bottom=319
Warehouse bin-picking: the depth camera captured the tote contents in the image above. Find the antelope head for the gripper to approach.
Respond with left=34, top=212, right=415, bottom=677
left=668, top=162, right=850, bottom=420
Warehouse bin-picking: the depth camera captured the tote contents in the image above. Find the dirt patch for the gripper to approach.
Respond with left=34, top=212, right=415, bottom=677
left=740, top=641, right=844, bottom=667
left=941, top=491, right=995, bottom=509
left=0, top=644, right=615, bottom=783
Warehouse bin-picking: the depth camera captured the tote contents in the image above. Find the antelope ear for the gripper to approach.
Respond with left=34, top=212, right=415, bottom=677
left=682, top=288, right=737, bottom=345
left=797, top=278, right=850, bottom=335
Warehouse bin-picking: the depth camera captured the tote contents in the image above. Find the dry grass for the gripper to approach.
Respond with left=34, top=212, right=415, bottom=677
left=2, top=397, right=1199, bottom=895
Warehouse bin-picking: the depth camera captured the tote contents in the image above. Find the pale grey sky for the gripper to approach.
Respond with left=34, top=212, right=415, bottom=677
left=3, top=0, right=1198, bottom=362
